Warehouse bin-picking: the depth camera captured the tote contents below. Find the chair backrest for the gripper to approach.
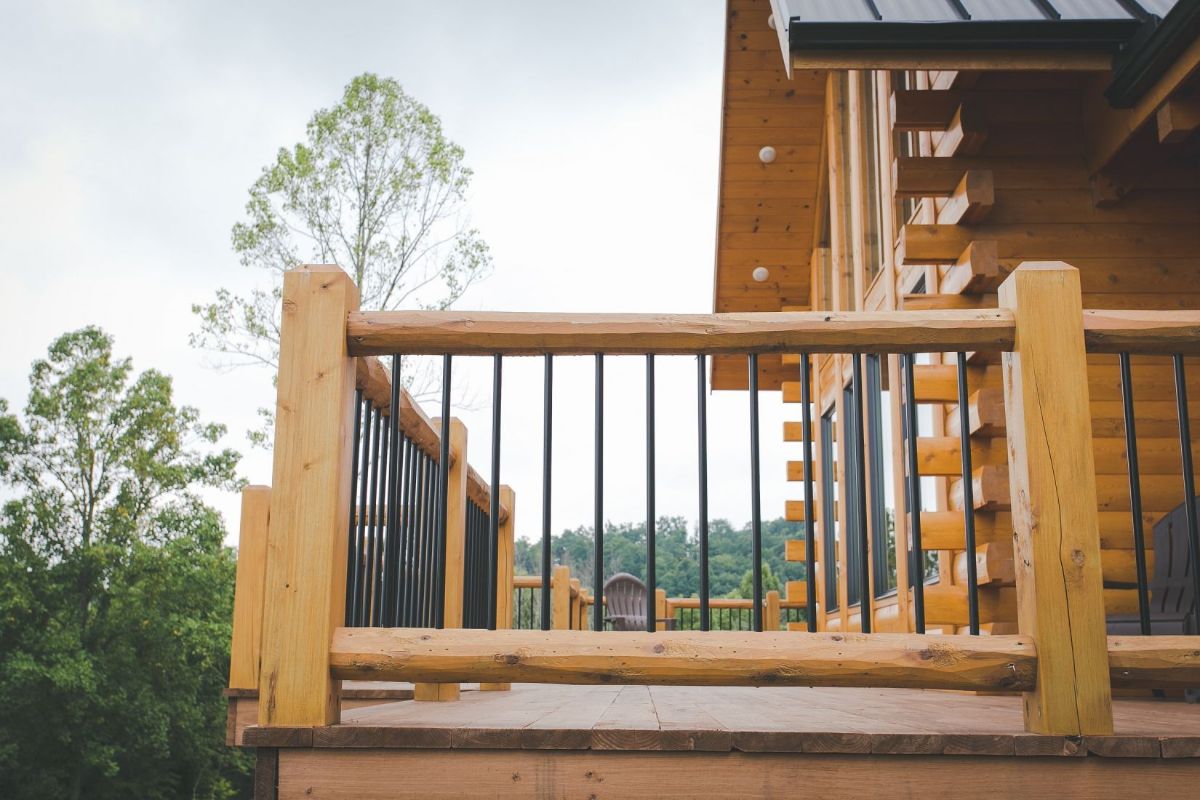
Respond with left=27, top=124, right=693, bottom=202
left=1152, top=497, right=1198, bottom=618
left=603, top=572, right=646, bottom=618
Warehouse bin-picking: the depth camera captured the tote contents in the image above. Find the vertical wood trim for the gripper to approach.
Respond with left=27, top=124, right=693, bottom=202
left=415, top=417, right=468, bottom=702
left=569, top=578, right=582, bottom=631
left=655, top=588, right=668, bottom=627
left=229, top=485, right=271, bottom=690
left=481, top=485, right=515, bottom=691
left=258, top=265, right=358, bottom=727
left=765, top=589, right=781, bottom=631
left=439, top=418, right=469, bottom=628
left=551, top=565, right=571, bottom=630
left=999, top=262, right=1114, bottom=736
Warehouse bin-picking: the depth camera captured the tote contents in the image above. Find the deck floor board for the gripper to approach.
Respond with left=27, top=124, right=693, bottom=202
left=247, top=684, right=1200, bottom=758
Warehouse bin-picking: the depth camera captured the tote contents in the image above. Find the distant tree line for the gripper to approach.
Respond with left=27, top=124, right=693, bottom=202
left=513, top=516, right=809, bottom=599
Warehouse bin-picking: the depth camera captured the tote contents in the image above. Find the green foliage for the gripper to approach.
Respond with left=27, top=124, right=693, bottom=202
left=191, top=72, right=492, bottom=429
left=0, top=328, right=251, bottom=799
left=513, top=516, right=808, bottom=598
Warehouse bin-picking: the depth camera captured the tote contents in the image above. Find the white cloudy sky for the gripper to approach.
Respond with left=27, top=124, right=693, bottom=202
left=0, top=0, right=800, bottom=545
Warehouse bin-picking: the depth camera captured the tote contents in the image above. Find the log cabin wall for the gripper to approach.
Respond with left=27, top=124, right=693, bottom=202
left=873, top=68, right=1200, bottom=635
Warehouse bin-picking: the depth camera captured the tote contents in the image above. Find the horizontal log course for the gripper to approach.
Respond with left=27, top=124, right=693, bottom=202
left=330, top=628, right=1037, bottom=691
left=346, top=310, right=1016, bottom=356
left=921, top=510, right=1162, bottom=552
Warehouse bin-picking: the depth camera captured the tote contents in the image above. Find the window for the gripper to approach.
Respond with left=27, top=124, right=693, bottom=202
left=866, top=355, right=897, bottom=598
left=820, top=409, right=839, bottom=612
left=842, top=383, right=865, bottom=607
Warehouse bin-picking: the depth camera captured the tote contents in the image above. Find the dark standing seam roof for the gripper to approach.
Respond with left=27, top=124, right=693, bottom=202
left=779, top=0, right=1179, bottom=21
left=774, top=0, right=1193, bottom=106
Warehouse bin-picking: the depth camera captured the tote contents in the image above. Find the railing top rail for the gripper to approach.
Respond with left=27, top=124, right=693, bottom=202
left=346, top=309, right=1016, bottom=356
left=355, top=355, right=508, bottom=523
left=1083, top=310, right=1200, bottom=354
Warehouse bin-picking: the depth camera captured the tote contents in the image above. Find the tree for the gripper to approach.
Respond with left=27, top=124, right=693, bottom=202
left=0, top=328, right=250, bottom=799
left=191, top=73, right=492, bottom=442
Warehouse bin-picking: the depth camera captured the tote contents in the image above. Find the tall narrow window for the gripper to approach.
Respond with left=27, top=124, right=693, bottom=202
left=866, top=354, right=897, bottom=598
left=820, top=409, right=839, bottom=612
left=842, top=383, right=864, bottom=607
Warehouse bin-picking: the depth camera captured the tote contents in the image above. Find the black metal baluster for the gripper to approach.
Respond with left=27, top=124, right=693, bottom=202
left=903, top=354, right=927, bottom=634
left=800, top=352, right=817, bottom=632
left=394, top=435, right=412, bottom=626
left=956, top=352, right=980, bottom=635
left=363, top=407, right=384, bottom=626
left=353, top=400, right=375, bottom=626
left=749, top=354, right=763, bottom=632
left=542, top=355, right=553, bottom=631
left=851, top=355, right=871, bottom=633
left=345, top=390, right=364, bottom=625
left=373, top=405, right=391, bottom=626
left=594, top=354, right=605, bottom=633
left=646, top=354, right=656, bottom=632
left=1119, top=353, right=1152, bottom=634
left=488, top=354, right=502, bottom=630
left=435, top=355, right=452, bottom=629
left=1173, top=355, right=1200, bottom=616
left=383, top=364, right=404, bottom=626
left=697, top=354, right=711, bottom=632
left=422, top=452, right=436, bottom=626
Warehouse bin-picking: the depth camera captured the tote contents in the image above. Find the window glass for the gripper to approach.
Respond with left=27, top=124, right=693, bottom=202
left=820, top=409, right=839, bottom=611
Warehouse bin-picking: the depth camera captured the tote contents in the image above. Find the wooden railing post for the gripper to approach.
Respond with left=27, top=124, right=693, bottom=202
left=655, top=588, right=668, bottom=628
left=999, top=262, right=1113, bottom=736
left=551, top=565, right=571, bottom=630
left=569, top=578, right=582, bottom=631
left=258, top=265, right=359, bottom=727
left=765, top=590, right=781, bottom=632
left=481, top=485, right=515, bottom=692
left=229, top=485, right=270, bottom=691
left=415, top=417, right=468, bottom=702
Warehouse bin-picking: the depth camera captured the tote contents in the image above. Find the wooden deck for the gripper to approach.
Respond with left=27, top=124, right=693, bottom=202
left=239, top=684, right=1200, bottom=798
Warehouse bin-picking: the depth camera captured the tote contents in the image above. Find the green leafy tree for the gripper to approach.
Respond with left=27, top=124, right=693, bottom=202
left=0, top=328, right=250, bottom=800
left=192, top=73, right=492, bottom=443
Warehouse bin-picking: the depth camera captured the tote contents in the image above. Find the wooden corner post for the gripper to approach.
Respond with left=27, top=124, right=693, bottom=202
left=998, top=262, right=1113, bottom=736
left=258, top=266, right=359, bottom=726
left=229, top=485, right=270, bottom=690
left=481, top=485, right=515, bottom=692
left=415, top=417, right=468, bottom=702
left=551, top=565, right=571, bottom=630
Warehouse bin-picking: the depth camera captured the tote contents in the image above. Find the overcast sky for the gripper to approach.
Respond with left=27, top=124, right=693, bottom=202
left=0, top=0, right=802, bottom=545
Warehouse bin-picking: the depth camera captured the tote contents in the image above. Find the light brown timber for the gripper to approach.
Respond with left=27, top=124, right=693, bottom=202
left=999, top=262, right=1113, bottom=736
left=229, top=485, right=271, bottom=691
left=258, top=265, right=359, bottom=727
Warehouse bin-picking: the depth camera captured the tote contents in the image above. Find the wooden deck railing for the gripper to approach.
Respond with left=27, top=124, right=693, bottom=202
left=234, top=262, right=1200, bottom=738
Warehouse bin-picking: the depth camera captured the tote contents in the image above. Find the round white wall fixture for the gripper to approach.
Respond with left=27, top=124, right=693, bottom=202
left=768, top=14, right=776, bottom=30
left=758, top=145, right=776, bottom=164
left=752, top=266, right=770, bottom=283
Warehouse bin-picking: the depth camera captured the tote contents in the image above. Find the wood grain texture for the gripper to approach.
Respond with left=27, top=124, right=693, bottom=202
left=1082, top=310, right=1200, bottom=354
left=259, top=265, right=359, bottom=727
left=275, top=748, right=1200, bottom=799
left=329, top=628, right=1037, bottom=691
left=480, top=485, right=515, bottom=692
left=346, top=309, right=1015, bottom=356
left=999, top=263, right=1113, bottom=736
left=228, top=485, right=270, bottom=691
left=1107, top=636, right=1200, bottom=689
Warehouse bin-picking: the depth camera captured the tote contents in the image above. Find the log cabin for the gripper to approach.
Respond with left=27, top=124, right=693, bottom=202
left=709, top=0, right=1200, bottom=641
left=226, top=1, right=1200, bottom=797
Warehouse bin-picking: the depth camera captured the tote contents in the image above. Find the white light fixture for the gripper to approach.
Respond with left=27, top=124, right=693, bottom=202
left=752, top=266, right=770, bottom=283
left=758, top=145, right=776, bottom=164
left=768, top=14, right=776, bottom=30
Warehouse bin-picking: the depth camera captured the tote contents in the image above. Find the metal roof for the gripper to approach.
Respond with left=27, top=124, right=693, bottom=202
left=776, top=0, right=1180, bottom=23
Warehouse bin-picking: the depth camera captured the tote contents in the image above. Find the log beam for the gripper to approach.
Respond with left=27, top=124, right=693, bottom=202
left=330, top=628, right=1038, bottom=692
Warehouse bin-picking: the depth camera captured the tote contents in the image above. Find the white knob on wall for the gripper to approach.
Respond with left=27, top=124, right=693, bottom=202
left=758, top=145, right=776, bottom=164
left=752, top=266, right=770, bottom=283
